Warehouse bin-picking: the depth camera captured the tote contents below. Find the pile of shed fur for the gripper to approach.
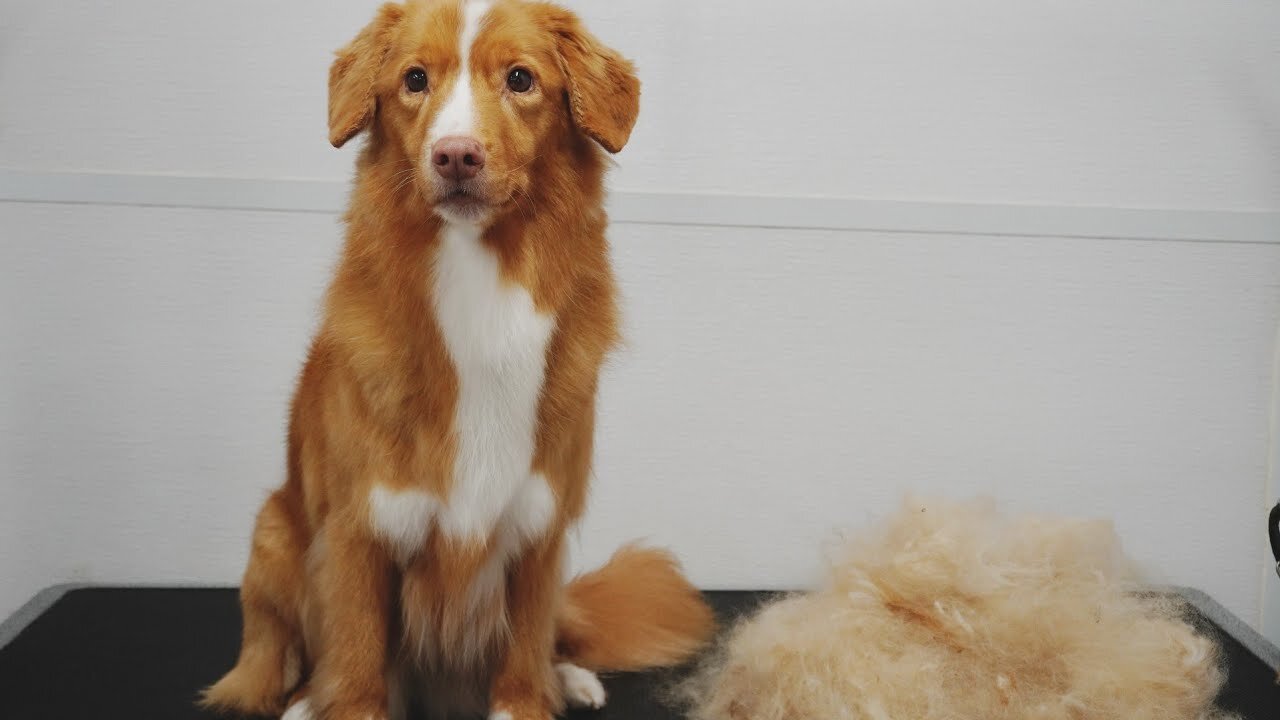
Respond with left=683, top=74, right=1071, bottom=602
left=678, top=497, right=1234, bottom=720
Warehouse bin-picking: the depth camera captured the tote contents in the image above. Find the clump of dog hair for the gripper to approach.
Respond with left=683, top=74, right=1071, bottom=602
left=677, top=496, right=1234, bottom=720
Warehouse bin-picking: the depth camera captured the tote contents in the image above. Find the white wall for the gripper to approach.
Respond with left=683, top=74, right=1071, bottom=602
left=3, top=0, right=1279, bottom=640
left=3, top=0, right=1279, bottom=207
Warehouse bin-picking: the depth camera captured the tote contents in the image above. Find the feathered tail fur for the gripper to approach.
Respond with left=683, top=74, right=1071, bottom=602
left=556, top=544, right=716, bottom=671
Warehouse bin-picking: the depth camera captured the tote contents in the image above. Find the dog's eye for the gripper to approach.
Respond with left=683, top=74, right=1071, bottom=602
left=506, top=68, right=534, bottom=93
left=404, top=68, right=428, bottom=93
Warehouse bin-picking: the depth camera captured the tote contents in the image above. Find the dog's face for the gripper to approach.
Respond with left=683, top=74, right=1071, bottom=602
left=329, top=0, right=640, bottom=225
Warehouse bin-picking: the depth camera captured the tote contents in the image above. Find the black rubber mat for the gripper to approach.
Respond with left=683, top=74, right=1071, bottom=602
left=0, top=588, right=1275, bottom=719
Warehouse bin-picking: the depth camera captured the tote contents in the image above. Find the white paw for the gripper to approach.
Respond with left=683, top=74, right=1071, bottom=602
left=555, top=662, right=607, bottom=710
left=281, top=697, right=314, bottom=720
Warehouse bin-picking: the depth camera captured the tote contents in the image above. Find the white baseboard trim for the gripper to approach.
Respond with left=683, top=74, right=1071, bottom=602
left=1, top=169, right=1278, bottom=244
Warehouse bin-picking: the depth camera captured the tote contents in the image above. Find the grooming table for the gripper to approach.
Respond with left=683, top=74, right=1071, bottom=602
left=1, top=587, right=1276, bottom=719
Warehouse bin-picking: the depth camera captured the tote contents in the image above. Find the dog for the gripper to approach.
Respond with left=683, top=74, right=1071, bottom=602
left=200, top=2, right=715, bottom=719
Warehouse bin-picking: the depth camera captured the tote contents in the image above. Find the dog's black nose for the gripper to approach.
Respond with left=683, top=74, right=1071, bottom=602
left=431, top=136, right=486, bottom=181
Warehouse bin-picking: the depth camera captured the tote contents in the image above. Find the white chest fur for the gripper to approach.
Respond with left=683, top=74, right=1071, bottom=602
left=431, top=223, right=557, bottom=545
left=369, top=485, right=440, bottom=566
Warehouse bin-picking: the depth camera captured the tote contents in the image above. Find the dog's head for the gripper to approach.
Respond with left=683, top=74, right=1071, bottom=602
left=329, top=0, right=639, bottom=225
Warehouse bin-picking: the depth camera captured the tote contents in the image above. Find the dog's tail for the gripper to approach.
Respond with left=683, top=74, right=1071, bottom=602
left=555, top=544, right=716, bottom=671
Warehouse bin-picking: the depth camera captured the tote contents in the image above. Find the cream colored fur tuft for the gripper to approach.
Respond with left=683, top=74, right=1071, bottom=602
left=678, top=496, right=1235, bottom=720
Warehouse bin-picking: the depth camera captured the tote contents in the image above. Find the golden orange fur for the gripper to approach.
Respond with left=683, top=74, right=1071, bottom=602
left=677, top=497, right=1234, bottom=720
left=201, top=2, right=713, bottom=719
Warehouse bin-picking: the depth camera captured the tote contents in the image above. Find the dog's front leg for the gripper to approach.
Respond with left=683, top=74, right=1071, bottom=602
left=312, top=516, right=394, bottom=720
left=489, top=532, right=564, bottom=720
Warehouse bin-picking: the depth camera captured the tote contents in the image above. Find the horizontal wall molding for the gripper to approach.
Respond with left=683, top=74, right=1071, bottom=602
left=2, top=169, right=1278, bottom=244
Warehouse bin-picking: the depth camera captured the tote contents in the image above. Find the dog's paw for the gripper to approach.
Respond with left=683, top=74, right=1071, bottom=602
left=324, top=700, right=385, bottom=720
left=281, top=698, right=315, bottom=720
left=489, top=696, right=555, bottom=720
left=488, top=709, right=550, bottom=720
left=555, top=662, right=606, bottom=710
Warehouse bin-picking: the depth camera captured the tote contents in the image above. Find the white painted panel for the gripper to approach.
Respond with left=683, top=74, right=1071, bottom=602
left=1264, top=330, right=1280, bottom=646
left=2, top=201, right=1276, bottom=628
left=584, top=224, right=1280, bottom=626
left=1, top=0, right=1278, bottom=208
left=0, top=203, right=341, bottom=618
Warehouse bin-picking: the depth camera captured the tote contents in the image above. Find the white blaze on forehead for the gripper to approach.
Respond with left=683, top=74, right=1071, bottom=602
left=428, top=1, right=492, bottom=140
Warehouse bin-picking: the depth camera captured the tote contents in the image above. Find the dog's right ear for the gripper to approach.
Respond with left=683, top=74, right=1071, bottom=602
left=328, top=3, right=404, bottom=148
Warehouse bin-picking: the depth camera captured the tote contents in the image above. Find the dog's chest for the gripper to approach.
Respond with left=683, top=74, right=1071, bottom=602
left=430, top=224, right=557, bottom=544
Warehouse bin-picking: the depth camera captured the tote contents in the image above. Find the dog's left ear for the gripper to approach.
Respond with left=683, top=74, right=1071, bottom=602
left=328, top=3, right=404, bottom=148
left=542, top=7, right=640, bottom=153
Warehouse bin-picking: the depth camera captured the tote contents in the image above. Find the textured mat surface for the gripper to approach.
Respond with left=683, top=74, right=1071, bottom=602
left=0, top=588, right=1275, bottom=720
